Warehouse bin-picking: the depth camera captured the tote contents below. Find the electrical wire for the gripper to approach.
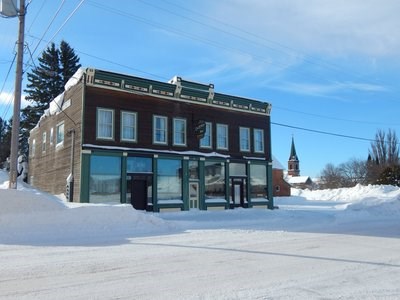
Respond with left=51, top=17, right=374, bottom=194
left=43, top=0, right=85, bottom=51
left=271, top=122, right=400, bottom=145
left=0, top=53, right=17, bottom=121
left=25, top=0, right=66, bottom=67
left=147, top=0, right=383, bottom=87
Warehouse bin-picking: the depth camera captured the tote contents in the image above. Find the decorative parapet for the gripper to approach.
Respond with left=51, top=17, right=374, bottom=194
left=85, top=68, right=271, bottom=116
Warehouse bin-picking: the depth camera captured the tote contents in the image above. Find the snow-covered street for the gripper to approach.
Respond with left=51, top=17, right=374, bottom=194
left=1, top=171, right=400, bottom=299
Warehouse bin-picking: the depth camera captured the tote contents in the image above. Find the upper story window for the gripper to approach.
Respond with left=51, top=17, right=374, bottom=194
left=121, top=111, right=137, bottom=142
left=49, top=127, right=54, bottom=146
left=42, top=132, right=47, bottom=153
left=254, top=128, right=264, bottom=153
left=56, top=122, right=64, bottom=146
left=31, top=139, right=36, bottom=157
left=239, top=127, right=250, bottom=152
left=216, top=123, right=228, bottom=150
left=97, top=108, right=114, bottom=140
left=173, top=118, right=187, bottom=146
left=153, top=115, right=168, bottom=145
left=200, top=122, right=212, bottom=149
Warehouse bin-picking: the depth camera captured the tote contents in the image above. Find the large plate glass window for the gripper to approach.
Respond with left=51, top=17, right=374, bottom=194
left=89, top=155, right=121, bottom=203
left=204, top=161, right=225, bottom=201
left=157, top=158, right=182, bottom=202
left=250, top=164, right=267, bottom=200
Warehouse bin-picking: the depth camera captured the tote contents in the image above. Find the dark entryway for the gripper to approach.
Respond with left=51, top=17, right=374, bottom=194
left=127, top=174, right=152, bottom=210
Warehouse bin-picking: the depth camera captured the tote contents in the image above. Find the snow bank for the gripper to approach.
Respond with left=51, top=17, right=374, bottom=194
left=0, top=170, right=174, bottom=244
left=1, top=169, right=399, bottom=245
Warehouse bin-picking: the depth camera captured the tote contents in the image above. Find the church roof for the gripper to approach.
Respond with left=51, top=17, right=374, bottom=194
left=289, top=137, right=299, bottom=161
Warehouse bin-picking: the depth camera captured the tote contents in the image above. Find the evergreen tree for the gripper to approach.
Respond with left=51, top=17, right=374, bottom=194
left=59, top=40, right=81, bottom=86
left=377, top=166, right=400, bottom=186
left=367, top=129, right=400, bottom=184
left=0, top=117, right=11, bottom=167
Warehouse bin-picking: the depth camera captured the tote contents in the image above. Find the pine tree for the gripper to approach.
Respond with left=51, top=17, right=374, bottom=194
left=0, top=117, right=11, bottom=167
left=59, top=40, right=81, bottom=86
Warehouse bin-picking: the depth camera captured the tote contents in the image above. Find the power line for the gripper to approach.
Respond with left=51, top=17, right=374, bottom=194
left=25, top=0, right=66, bottom=67
left=0, top=53, right=17, bottom=121
left=24, top=0, right=85, bottom=73
left=44, top=0, right=85, bottom=51
left=271, top=121, right=375, bottom=143
left=273, top=105, right=400, bottom=127
left=159, top=0, right=382, bottom=87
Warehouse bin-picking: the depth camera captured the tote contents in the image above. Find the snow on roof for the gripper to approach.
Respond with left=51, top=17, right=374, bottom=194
left=287, top=176, right=312, bottom=184
left=31, top=68, right=85, bottom=131
left=65, top=68, right=84, bottom=91
left=272, top=155, right=285, bottom=169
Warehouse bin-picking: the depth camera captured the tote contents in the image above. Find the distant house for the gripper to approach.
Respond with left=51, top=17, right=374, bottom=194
left=272, top=156, right=291, bottom=196
left=287, top=176, right=313, bottom=190
left=28, top=68, right=274, bottom=211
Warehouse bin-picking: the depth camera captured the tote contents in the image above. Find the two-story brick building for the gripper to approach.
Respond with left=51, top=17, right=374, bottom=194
left=28, top=68, right=274, bottom=211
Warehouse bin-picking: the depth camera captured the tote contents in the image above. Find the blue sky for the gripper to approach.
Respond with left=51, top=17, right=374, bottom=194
left=1, top=0, right=400, bottom=178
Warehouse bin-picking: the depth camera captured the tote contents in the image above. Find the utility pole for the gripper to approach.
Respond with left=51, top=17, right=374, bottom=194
left=8, top=0, right=26, bottom=189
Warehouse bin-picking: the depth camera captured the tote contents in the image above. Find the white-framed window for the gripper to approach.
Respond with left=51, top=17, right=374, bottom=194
left=96, top=108, right=114, bottom=140
left=173, top=118, right=186, bottom=146
left=49, top=127, right=54, bottom=146
left=239, top=127, right=250, bottom=152
left=216, top=123, right=228, bottom=150
left=153, top=115, right=168, bottom=145
left=200, top=122, right=212, bottom=148
left=121, top=111, right=137, bottom=142
left=56, top=122, right=64, bottom=146
left=42, top=132, right=47, bottom=153
left=254, top=128, right=264, bottom=153
left=31, top=139, right=36, bottom=157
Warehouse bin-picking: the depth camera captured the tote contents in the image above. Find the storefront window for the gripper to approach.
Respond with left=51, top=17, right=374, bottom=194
left=229, top=163, right=246, bottom=176
left=127, top=156, right=152, bottom=173
left=250, top=164, right=267, bottom=200
left=90, top=155, right=121, bottom=203
left=157, top=158, right=182, bottom=201
left=204, top=161, right=225, bottom=200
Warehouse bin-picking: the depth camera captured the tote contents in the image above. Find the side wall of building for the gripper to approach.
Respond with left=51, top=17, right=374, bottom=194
left=272, top=169, right=291, bottom=197
left=28, top=82, right=83, bottom=201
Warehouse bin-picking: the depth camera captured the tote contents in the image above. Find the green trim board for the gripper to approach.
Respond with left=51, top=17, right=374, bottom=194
left=85, top=68, right=271, bottom=116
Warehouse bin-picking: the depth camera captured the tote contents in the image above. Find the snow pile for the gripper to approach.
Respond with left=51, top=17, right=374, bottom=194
left=0, top=170, right=174, bottom=244
left=291, top=184, right=400, bottom=215
left=1, top=169, right=399, bottom=244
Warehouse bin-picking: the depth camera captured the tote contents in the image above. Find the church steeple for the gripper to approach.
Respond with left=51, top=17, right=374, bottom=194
left=288, top=136, right=300, bottom=176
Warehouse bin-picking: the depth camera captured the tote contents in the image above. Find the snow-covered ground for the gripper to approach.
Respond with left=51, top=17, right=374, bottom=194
left=1, top=170, right=399, bottom=299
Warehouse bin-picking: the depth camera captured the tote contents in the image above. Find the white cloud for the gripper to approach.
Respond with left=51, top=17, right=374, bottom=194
left=211, top=0, right=400, bottom=58
left=0, top=92, right=29, bottom=109
left=272, top=81, right=388, bottom=98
